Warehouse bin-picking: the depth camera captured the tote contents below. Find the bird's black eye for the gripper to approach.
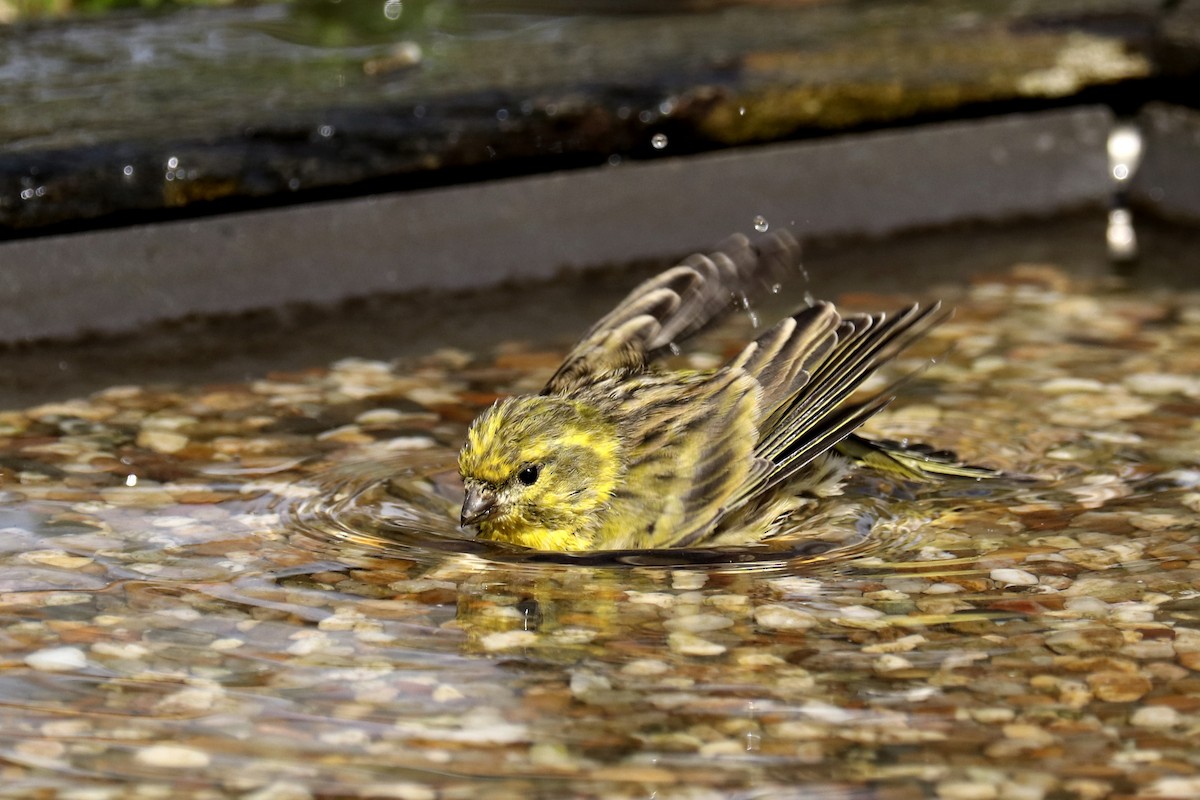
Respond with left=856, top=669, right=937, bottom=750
left=516, top=465, right=541, bottom=486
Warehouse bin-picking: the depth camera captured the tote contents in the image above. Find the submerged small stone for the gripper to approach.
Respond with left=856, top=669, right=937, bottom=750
left=668, top=631, right=727, bottom=656
left=990, top=568, right=1038, bottom=586
left=24, top=646, right=88, bottom=672
left=134, top=744, right=212, bottom=769
left=753, top=604, right=817, bottom=630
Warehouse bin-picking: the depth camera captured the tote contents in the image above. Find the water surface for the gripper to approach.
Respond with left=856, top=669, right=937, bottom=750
left=1, top=222, right=1199, bottom=799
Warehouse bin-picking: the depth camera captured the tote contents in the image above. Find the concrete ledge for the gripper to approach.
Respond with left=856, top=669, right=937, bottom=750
left=1134, top=103, right=1200, bottom=224
left=0, top=106, right=1115, bottom=343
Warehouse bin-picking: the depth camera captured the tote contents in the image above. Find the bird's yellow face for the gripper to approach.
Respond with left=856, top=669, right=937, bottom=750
left=458, top=396, right=623, bottom=550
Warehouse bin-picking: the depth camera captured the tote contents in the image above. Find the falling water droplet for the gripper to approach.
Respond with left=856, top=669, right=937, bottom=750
left=753, top=215, right=769, bottom=232
left=651, top=133, right=668, bottom=150
left=770, top=283, right=782, bottom=294
left=1107, top=207, right=1138, bottom=262
left=668, top=342, right=682, bottom=356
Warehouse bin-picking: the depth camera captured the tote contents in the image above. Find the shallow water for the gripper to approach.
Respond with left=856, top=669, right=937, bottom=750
left=2, top=230, right=1200, bottom=799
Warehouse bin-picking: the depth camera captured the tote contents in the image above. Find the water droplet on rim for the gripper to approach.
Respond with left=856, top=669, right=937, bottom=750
left=650, top=133, right=668, bottom=150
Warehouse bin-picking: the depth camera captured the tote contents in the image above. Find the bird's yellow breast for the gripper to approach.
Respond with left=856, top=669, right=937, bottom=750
left=479, top=516, right=594, bottom=551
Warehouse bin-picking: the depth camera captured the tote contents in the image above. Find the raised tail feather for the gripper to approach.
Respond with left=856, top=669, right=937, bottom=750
left=836, top=433, right=1000, bottom=481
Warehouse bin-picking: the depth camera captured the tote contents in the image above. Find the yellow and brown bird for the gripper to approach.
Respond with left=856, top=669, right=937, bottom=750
left=458, top=232, right=985, bottom=551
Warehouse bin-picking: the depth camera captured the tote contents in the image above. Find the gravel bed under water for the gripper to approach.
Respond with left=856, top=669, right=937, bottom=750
left=0, top=249, right=1199, bottom=799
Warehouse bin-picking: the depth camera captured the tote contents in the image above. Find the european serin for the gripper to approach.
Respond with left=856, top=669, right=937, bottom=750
left=458, top=232, right=986, bottom=551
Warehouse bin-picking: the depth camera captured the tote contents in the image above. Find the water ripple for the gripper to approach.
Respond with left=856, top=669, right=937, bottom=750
left=276, top=449, right=984, bottom=575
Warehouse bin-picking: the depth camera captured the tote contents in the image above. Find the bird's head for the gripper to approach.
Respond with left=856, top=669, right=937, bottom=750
left=457, top=396, right=622, bottom=549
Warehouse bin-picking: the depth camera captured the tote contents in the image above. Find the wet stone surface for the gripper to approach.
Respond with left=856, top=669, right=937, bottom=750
left=0, top=260, right=1199, bottom=798
left=0, top=0, right=1187, bottom=230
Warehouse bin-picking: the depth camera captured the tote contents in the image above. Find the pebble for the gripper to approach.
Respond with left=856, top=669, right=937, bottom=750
left=550, top=627, right=598, bottom=645
left=1044, top=625, right=1124, bottom=654
left=569, top=671, right=613, bottom=697
left=1042, top=377, right=1105, bottom=394
left=241, top=781, right=315, bottom=800
left=589, top=765, right=677, bottom=784
left=622, top=658, right=670, bottom=676
left=998, top=777, right=1046, bottom=796
left=136, top=429, right=190, bottom=453
left=990, top=568, right=1038, bottom=587
left=1062, top=596, right=1110, bottom=618
left=154, top=686, right=224, bottom=713
left=90, top=642, right=149, bottom=659
left=384, top=436, right=436, bottom=450
left=1129, top=706, right=1179, bottom=728
left=834, top=605, right=886, bottom=622
left=432, top=684, right=465, bottom=703
left=14, top=739, right=66, bottom=762
left=668, top=632, right=727, bottom=657
left=625, top=591, right=675, bottom=607
left=1121, top=639, right=1175, bottom=660
left=1147, top=777, right=1200, bottom=797
left=970, top=708, right=1016, bottom=724
left=319, top=729, right=370, bottom=747
left=20, top=550, right=94, bottom=569
left=355, top=784, right=436, bottom=800
left=1123, top=372, right=1200, bottom=397
left=479, top=630, right=538, bottom=652
left=405, top=387, right=460, bottom=406
left=1086, top=671, right=1152, bottom=702
left=753, top=604, right=817, bottom=630
left=24, top=646, right=89, bottom=672
left=736, top=652, right=786, bottom=667
left=354, top=408, right=407, bottom=426
left=936, top=780, right=998, bottom=800
left=671, top=571, right=708, bottom=590
left=1128, top=512, right=1186, bottom=531
left=134, top=744, right=212, bottom=768
left=664, top=613, right=734, bottom=633
left=863, top=634, right=926, bottom=654
left=873, top=654, right=914, bottom=674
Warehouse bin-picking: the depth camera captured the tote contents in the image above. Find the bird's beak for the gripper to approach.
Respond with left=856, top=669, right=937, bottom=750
left=460, top=486, right=498, bottom=527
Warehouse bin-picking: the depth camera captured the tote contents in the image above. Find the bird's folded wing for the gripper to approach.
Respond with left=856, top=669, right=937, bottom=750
left=596, top=371, right=761, bottom=549
left=735, top=303, right=951, bottom=504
